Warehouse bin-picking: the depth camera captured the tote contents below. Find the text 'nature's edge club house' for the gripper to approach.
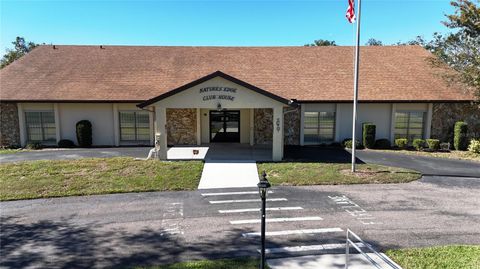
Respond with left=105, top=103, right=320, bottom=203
left=0, top=45, right=477, bottom=160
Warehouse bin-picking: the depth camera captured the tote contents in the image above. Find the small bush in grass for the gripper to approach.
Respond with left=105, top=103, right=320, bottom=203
left=374, top=139, right=391, bottom=149
left=425, top=139, right=440, bottom=151
left=395, top=138, right=408, bottom=149
left=26, top=142, right=42, bottom=150
left=468, top=139, right=480, bottom=154
left=412, top=139, right=425, bottom=151
left=343, top=139, right=364, bottom=149
left=76, top=120, right=92, bottom=147
left=454, top=121, right=468, bottom=151
left=58, top=139, right=75, bottom=148
left=440, top=142, right=451, bottom=151
left=362, top=123, right=376, bottom=149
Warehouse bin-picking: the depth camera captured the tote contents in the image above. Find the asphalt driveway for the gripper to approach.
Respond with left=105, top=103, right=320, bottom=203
left=0, top=147, right=151, bottom=163
left=285, top=146, right=480, bottom=178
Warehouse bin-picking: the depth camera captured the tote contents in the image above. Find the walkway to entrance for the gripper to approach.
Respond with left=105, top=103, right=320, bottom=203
left=198, top=160, right=260, bottom=189
left=167, top=143, right=272, bottom=161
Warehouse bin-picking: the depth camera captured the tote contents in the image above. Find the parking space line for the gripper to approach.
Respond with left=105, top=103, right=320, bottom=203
left=201, top=191, right=274, bottom=196
left=209, top=198, right=287, bottom=204
left=230, top=216, right=323, bottom=224
left=242, top=227, right=343, bottom=237
left=219, top=206, right=303, bottom=213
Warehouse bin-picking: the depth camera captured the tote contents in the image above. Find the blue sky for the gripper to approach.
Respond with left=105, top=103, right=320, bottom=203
left=0, top=0, right=454, bottom=51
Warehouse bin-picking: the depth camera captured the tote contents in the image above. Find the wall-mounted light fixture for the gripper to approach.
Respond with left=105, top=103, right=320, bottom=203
left=217, top=103, right=222, bottom=111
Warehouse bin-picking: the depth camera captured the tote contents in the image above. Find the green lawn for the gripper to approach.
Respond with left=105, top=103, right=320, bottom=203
left=386, top=245, right=480, bottom=269
left=257, top=162, right=421, bottom=185
left=0, top=158, right=203, bottom=201
left=134, top=258, right=264, bottom=269
left=0, top=148, right=29, bottom=154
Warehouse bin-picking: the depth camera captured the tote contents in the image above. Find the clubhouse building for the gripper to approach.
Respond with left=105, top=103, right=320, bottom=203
left=0, top=45, right=477, bottom=160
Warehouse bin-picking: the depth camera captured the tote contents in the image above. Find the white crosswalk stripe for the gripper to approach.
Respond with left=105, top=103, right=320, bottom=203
left=261, top=242, right=365, bottom=254
left=209, top=198, right=287, bottom=204
left=219, top=206, right=303, bottom=213
left=230, top=216, right=323, bottom=224
left=242, top=227, right=343, bottom=237
left=201, top=191, right=273, bottom=196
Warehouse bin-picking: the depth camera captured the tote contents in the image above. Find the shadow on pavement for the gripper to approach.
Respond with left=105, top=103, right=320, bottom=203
left=284, top=146, right=365, bottom=164
left=0, top=216, right=393, bottom=269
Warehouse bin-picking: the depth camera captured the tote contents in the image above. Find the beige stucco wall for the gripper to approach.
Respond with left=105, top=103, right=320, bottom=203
left=58, top=103, right=115, bottom=145
left=19, top=103, right=153, bottom=147
left=302, top=103, right=431, bottom=144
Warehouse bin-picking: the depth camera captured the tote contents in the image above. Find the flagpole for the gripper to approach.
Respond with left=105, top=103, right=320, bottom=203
left=351, top=0, right=362, bottom=173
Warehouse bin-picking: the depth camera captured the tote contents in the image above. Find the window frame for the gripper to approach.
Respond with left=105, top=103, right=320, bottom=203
left=303, top=111, right=336, bottom=145
left=118, top=110, right=151, bottom=142
left=24, top=110, right=56, bottom=143
left=394, top=110, right=426, bottom=141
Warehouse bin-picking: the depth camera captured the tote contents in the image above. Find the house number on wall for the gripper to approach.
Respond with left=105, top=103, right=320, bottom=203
left=199, top=87, right=237, bottom=102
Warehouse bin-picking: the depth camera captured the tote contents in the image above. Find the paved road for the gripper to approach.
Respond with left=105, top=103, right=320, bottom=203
left=2, top=176, right=479, bottom=268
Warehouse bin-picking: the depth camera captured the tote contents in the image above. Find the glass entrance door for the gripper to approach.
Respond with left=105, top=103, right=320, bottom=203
left=209, top=110, right=240, bottom=143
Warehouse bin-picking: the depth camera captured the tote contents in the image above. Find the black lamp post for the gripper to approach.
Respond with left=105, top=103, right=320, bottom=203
left=257, top=171, right=271, bottom=269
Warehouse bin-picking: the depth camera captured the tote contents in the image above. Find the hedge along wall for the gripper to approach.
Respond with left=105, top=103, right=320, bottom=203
left=431, top=103, right=480, bottom=143
left=0, top=103, right=20, bottom=147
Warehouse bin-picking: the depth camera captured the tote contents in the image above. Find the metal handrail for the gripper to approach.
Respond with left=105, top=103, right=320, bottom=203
left=345, top=229, right=402, bottom=269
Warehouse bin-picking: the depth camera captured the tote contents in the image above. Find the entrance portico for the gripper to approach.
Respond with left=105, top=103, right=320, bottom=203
left=138, top=71, right=291, bottom=161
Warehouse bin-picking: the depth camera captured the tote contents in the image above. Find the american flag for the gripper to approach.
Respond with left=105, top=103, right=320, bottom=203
left=346, top=0, right=356, bottom=23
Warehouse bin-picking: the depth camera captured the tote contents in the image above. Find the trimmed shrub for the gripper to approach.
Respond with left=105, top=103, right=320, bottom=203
left=26, top=142, right=42, bottom=150
left=440, top=142, right=451, bottom=151
left=58, top=139, right=75, bottom=148
left=412, top=139, right=425, bottom=151
left=425, top=139, right=440, bottom=151
left=454, top=121, right=468, bottom=151
left=362, top=123, right=376, bottom=149
left=374, top=139, right=391, bottom=149
left=468, top=139, right=480, bottom=154
left=76, top=120, right=92, bottom=147
left=343, top=139, right=364, bottom=149
left=395, top=138, right=408, bottom=149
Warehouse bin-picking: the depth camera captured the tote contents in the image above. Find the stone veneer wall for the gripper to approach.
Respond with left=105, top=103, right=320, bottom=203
left=0, top=103, right=20, bottom=147
left=283, top=107, right=300, bottom=145
left=431, top=102, right=480, bottom=143
left=166, top=108, right=197, bottom=145
left=254, top=108, right=273, bottom=144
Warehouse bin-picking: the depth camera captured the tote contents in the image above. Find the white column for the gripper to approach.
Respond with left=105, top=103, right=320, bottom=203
left=300, top=104, right=305, bottom=146
left=272, top=106, right=284, bottom=161
left=112, top=104, right=120, bottom=146
left=17, top=103, right=26, bottom=147
left=425, top=103, right=433, bottom=139
left=196, top=108, right=201, bottom=145
left=249, top=108, right=254, bottom=146
left=334, top=103, right=340, bottom=142
left=390, top=103, right=397, bottom=144
left=53, top=103, right=61, bottom=143
left=155, top=105, right=168, bottom=160
left=149, top=107, right=155, bottom=146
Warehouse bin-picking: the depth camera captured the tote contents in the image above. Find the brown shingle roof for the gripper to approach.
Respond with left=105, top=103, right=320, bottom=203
left=0, top=45, right=473, bottom=103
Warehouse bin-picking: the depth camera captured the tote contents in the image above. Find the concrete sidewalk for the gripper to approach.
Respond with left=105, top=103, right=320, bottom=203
left=198, top=160, right=260, bottom=189
left=268, top=253, right=401, bottom=269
